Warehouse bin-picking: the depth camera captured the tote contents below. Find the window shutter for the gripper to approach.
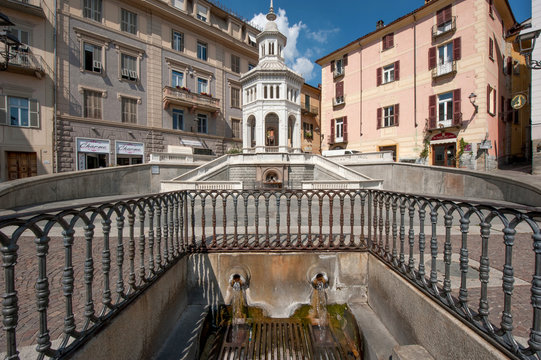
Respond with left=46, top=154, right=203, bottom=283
left=453, top=37, right=461, bottom=61
left=377, top=67, right=382, bottom=86
left=394, top=103, right=400, bottom=126
left=171, top=30, right=175, bottom=49
left=377, top=107, right=382, bottom=129
left=331, top=61, right=335, bottom=72
left=437, top=8, right=444, bottom=26
left=29, top=99, right=40, bottom=127
left=343, top=116, right=348, bottom=142
left=489, top=37, right=494, bottom=59
left=382, top=36, right=386, bottom=50
left=180, top=33, right=184, bottom=51
left=429, top=95, right=436, bottom=129
left=493, top=87, right=497, bottom=116
left=329, top=118, right=335, bottom=144
left=394, top=61, right=400, bottom=81
left=388, top=33, right=394, bottom=48
left=0, top=95, right=6, bottom=125
left=487, top=84, right=491, bottom=114
left=428, top=47, right=436, bottom=70
left=336, top=81, right=344, bottom=98
left=444, top=5, right=452, bottom=23
left=343, top=54, right=348, bottom=66
left=453, top=89, right=461, bottom=125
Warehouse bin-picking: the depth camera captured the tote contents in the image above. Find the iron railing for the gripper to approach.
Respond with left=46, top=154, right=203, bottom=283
left=432, top=17, right=457, bottom=39
left=1, top=189, right=540, bottom=359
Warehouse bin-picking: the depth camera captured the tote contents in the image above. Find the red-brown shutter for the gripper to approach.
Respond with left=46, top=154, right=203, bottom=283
left=444, top=5, right=452, bottom=22
left=394, top=103, right=400, bottom=126
left=336, top=81, right=344, bottom=98
left=489, top=0, right=493, bottom=16
left=377, top=67, right=382, bottom=86
left=343, top=116, right=348, bottom=142
left=487, top=84, right=491, bottom=114
left=394, top=61, right=400, bottom=81
left=382, top=36, right=386, bottom=50
left=377, top=108, right=382, bottom=129
left=453, top=37, right=461, bottom=61
left=429, top=47, right=436, bottom=70
left=489, top=37, right=494, bottom=59
left=329, top=119, right=335, bottom=144
left=437, top=8, right=445, bottom=26
left=429, top=95, right=437, bottom=129
left=493, top=87, right=497, bottom=116
left=453, top=89, right=461, bottom=125
left=507, top=57, right=513, bottom=75
left=388, top=33, right=394, bottom=48
left=343, top=54, right=348, bottom=66
left=331, top=61, right=335, bottom=72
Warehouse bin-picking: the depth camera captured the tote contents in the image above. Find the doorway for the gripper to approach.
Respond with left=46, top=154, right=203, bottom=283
left=7, top=151, right=37, bottom=180
left=432, top=143, right=456, bottom=167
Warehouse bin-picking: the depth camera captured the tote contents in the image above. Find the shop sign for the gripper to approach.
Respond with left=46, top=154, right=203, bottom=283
left=116, top=141, right=144, bottom=155
left=77, top=138, right=110, bottom=153
left=431, top=132, right=457, bottom=141
left=511, top=94, right=527, bottom=110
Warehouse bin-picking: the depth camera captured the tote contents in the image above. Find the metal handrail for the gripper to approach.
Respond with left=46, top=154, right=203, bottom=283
left=7, top=48, right=44, bottom=72
left=432, top=16, right=457, bottom=38
left=163, top=86, right=220, bottom=108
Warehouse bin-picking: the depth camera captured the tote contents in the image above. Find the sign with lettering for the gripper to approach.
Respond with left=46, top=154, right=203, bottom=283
left=77, top=138, right=110, bottom=153
left=116, top=141, right=144, bottom=155
left=431, top=132, right=457, bottom=141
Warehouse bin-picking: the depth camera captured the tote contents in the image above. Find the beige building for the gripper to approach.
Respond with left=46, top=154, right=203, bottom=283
left=0, top=0, right=55, bottom=181
left=54, top=0, right=260, bottom=172
left=300, top=83, right=321, bottom=154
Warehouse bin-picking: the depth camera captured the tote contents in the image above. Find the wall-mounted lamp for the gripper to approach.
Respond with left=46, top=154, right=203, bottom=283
left=516, top=29, right=541, bottom=69
left=468, top=92, right=478, bottom=113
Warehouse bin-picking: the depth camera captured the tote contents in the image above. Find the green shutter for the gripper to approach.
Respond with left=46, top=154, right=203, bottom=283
left=29, top=99, right=39, bottom=128
left=0, top=96, right=6, bottom=125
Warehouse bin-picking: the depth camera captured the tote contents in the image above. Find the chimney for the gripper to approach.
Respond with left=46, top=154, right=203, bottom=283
left=376, top=20, right=384, bottom=29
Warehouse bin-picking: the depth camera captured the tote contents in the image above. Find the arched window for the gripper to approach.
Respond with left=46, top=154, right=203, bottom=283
left=276, top=85, right=280, bottom=99
left=270, top=86, right=274, bottom=99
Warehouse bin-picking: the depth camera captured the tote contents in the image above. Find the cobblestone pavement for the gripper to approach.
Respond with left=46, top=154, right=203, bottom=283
left=1, top=227, right=537, bottom=357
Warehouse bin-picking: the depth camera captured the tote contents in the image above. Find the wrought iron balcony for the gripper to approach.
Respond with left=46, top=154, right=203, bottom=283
left=163, top=86, right=220, bottom=113
left=428, top=116, right=462, bottom=131
left=333, top=96, right=345, bottom=107
left=301, top=103, right=319, bottom=116
left=432, top=60, right=457, bottom=79
left=0, top=0, right=45, bottom=17
left=431, top=17, right=457, bottom=39
left=6, top=48, right=45, bottom=78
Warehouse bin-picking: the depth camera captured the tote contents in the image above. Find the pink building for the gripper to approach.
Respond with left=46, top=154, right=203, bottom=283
left=316, top=0, right=526, bottom=169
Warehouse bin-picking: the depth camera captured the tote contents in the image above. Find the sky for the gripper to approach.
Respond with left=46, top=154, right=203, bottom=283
left=214, top=0, right=532, bottom=87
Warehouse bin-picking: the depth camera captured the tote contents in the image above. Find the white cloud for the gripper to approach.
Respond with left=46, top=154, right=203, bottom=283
left=306, top=27, right=340, bottom=44
left=292, top=57, right=315, bottom=81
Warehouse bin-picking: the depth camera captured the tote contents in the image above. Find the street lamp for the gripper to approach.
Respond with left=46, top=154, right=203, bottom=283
left=516, top=29, right=541, bottom=70
left=468, top=92, right=478, bottom=113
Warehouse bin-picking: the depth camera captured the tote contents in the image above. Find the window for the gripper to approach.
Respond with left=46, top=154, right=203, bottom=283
left=197, top=114, right=207, bottom=133
left=231, top=54, right=240, bottom=73
left=231, top=87, right=240, bottom=108
left=487, top=85, right=496, bottom=115
left=173, top=0, right=184, bottom=10
left=83, top=0, right=102, bottom=22
left=3, top=97, right=38, bottom=127
left=197, top=4, right=208, bottom=21
left=232, top=118, right=241, bottom=138
left=428, top=90, right=461, bottom=129
left=121, top=97, right=137, bottom=123
left=172, top=70, right=184, bottom=87
left=435, top=5, right=453, bottom=35
left=384, top=106, right=395, bottom=127
left=438, top=92, right=453, bottom=126
left=84, top=90, right=102, bottom=119
left=197, top=41, right=207, bottom=61
left=377, top=104, right=399, bottom=128
left=83, top=43, right=102, bottom=73
left=10, top=28, right=29, bottom=45
left=120, top=54, right=137, bottom=80
left=429, top=38, right=461, bottom=75
left=382, top=33, right=394, bottom=51
left=248, top=63, right=256, bottom=71
left=121, top=9, right=137, bottom=35
left=335, top=81, right=344, bottom=105
left=198, top=78, right=208, bottom=94
left=489, top=37, right=494, bottom=60
left=335, top=58, right=343, bottom=76
left=383, top=64, right=395, bottom=84
left=172, top=31, right=184, bottom=52
left=248, top=34, right=257, bottom=47
left=172, top=109, right=183, bottom=130
left=304, top=94, right=310, bottom=109
left=335, top=118, right=344, bottom=142
left=303, top=122, right=313, bottom=139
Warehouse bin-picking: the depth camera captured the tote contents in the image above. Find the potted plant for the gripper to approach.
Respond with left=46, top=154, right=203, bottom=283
left=304, top=131, right=313, bottom=140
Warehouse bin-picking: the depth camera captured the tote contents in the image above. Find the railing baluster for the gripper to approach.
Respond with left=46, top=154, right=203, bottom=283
left=201, top=195, right=207, bottom=250
left=328, top=195, right=334, bottom=248
left=265, top=195, right=270, bottom=248
left=372, top=194, right=378, bottom=252
left=339, top=194, right=345, bottom=247
left=254, top=196, right=260, bottom=249
left=1, top=242, right=19, bottom=360
left=275, top=194, right=281, bottom=248
left=458, top=216, right=471, bottom=318
left=318, top=194, right=323, bottom=248
left=156, top=203, right=163, bottom=267
left=138, top=209, right=147, bottom=281
left=501, top=227, right=516, bottom=338
left=349, top=194, right=355, bottom=248
left=407, top=204, right=415, bottom=277
left=443, top=213, right=453, bottom=306
left=148, top=207, right=155, bottom=274
left=162, top=201, right=169, bottom=262
left=61, top=228, right=77, bottom=342
left=384, top=196, right=390, bottom=258
left=418, top=208, right=427, bottom=286
left=211, top=195, right=217, bottom=248
left=478, top=221, right=493, bottom=332
left=222, top=196, right=228, bottom=249
left=174, top=195, right=180, bottom=257
left=429, top=209, right=439, bottom=296
left=127, top=213, right=136, bottom=292
left=190, top=196, right=196, bottom=250
left=361, top=193, right=366, bottom=246
left=232, top=194, right=239, bottom=248
left=244, top=194, right=249, bottom=248
left=286, top=195, right=291, bottom=247
left=101, top=219, right=112, bottom=313
left=169, top=198, right=175, bottom=258
left=399, top=201, right=406, bottom=272
left=115, top=215, right=126, bottom=302
left=391, top=199, right=398, bottom=265
left=378, top=196, right=384, bottom=255
left=307, top=196, right=313, bottom=248
left=297, top=196, right=302, bottom=248
left=83, top=224, right=96, bottom=328
left=35, top=235, right=52, bottom=357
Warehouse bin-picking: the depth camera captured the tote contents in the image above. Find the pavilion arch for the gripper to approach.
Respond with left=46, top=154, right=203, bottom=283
left=265, top=112, right=279, bottom=146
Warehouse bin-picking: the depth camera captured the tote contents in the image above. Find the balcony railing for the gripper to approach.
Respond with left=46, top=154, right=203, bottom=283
left=428, top=116, right=462, bottom=130
left=432, top=17, right=456, bottom=39
left=1, top=189, right=541, bottom=359
left=0, top=0, right=45, bottom=16
left=163, top=86, right=220, bottom=112
left=432, top=60, right=457, bottom=79
left=333, top=96, right=345, bottom=107
left=301, top=103, right=319, bottom=115
left=6, top=48, right=45, bottom=77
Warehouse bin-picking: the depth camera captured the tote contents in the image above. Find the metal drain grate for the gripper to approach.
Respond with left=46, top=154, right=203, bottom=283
left=217, top=318, right=352, bottom=360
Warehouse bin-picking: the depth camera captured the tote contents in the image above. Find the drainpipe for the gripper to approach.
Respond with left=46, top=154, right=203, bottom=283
left=53, top=0, right=58, bottom=173
left=413, top=15, right=418, bottom=151
left=359, top=41, right=363, bottom=140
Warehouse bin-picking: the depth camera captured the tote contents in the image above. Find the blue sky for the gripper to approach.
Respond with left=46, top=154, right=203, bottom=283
left=215, top=0, right=531, bottom=87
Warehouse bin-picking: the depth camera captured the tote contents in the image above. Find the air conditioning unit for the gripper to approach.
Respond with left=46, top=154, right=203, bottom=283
left=121, top=68, right=130, bottom=78
left=93, top=60, right=102, bottom=72
left=129, top=70, right=138, bottom=80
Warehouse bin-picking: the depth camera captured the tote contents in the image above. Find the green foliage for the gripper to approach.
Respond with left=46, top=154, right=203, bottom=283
left=226, top=147, right=242, bottom=154
left=419, top=139, right=430, bottom=159
left=458, top=138, right=469, bottom=158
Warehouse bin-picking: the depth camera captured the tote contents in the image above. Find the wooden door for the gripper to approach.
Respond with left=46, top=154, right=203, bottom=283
left=7, top=152, right=37, bottom=180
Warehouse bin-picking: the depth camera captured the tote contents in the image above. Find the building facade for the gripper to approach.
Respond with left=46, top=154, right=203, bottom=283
left=300, top=83, right=321, bottom=154
left=0, top=0, right=55, bottom=181
left=316, top=0, right=525, bottom=169
left=55, top=0, right=259, bottom=172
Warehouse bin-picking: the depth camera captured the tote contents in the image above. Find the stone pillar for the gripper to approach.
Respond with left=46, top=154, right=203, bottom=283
left=279, top=110, right=288, bottom=152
